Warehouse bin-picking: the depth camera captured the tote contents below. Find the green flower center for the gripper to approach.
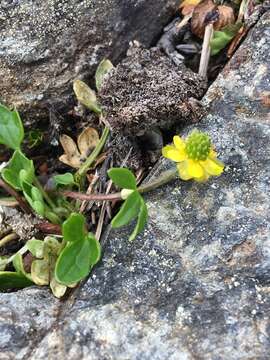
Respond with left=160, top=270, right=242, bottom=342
left=185, top=130, right=211, bottom=161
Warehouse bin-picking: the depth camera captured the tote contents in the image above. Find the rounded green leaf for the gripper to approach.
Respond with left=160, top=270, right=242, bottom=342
left=12, top=253, right=32, bottom=280
left=87, top=234, right=101, bottom=265
left=95, top=59, right=114, bottom=91
left=26, top=239, right=44, bottom=258
left=53, top=173, right=75, bottom=186
left=31, top=259, right=49, bottom=285
left=62, top=213, right=86, bottom=243
left=55, top=238, right=92, bottom=285
left=32, top=200, right=45, bottom=216
left=108, top=168, right=137, bottom=190
left=0, top=104, right=24, bottom=150
left=129, top=196, right=148, bottom=241
left=111, top=191, right=141, bottom=228
left=2, top=150, right=34, bottom=190
left=73, top=80, right=102, bottom=114
left=0, top=271, right=33, bottom=290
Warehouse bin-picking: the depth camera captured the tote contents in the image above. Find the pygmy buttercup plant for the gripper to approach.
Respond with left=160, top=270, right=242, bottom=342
left=162, top=130, right=224, bottom=182
left=0, top=61, right=224, bottom=298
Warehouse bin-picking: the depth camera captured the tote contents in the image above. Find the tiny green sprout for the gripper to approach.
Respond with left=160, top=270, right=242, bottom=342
left=27, top=129, right=43, bottom=148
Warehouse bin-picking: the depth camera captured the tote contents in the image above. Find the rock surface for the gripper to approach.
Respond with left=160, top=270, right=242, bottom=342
left=0, top=10, right=270, bottom=360
left=0, top=0, right=179, bottom=121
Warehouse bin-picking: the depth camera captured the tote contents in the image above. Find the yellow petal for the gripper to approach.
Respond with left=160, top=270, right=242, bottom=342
left=200, top=158, right=224, bottom=176
left=195, top=173, right=210, bottom=183
left=187, top=159, right=204, bottom=178
left=177, top=161, right=192, bottom=180
left=173, top=136, right=185, bottom=150
left=162, top=145, right=186, bottom=162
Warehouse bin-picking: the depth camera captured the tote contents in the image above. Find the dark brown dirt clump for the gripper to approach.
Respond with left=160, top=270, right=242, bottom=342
left=99, top=44, right=207, bottom=137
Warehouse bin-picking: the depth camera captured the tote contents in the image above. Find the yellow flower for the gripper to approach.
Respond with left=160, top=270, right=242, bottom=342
left=162, top=130, right=224, bottom=182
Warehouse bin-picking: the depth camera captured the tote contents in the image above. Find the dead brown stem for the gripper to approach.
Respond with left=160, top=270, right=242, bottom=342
left=0, top=178, right=32, bottom=214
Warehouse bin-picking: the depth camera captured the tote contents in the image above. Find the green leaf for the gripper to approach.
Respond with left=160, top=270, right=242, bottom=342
left=27, top=129, right=43, bottom=148
left=55, top=238, right=92, bottom=285
left=0, top=104, right=24, bottom=150
left=73, top=80, right=102, bottom=114
left=108, top=168, right=137, bottom=190
left=0, top=271, right=33, bottom=290
left=129, top=196, right=148, bottom=241
left=31, top=187, right=43, bottom=202
left=31, top=259, right=50, bottom=285
left=111, top=191, right=141, bottom=228
left=21, top=181, right=45, bottom=216
left=62, top=213, right=86, bottom=243
left=26, top=239, right=44, bottom=258
left=87, top=233, right=101, bottom=265
left=53, top=173, right=75, bottom=186
left=50, top=275, right=67, bottom=298
left=95, top=59, right=114, bottom=91
left=45, top=211, right=61, bottom=224
left=1, top=150, right=34, bottom=190
left=210, top=23, right=242, bottom=56
left=12, top=253, right=32, bottom=280
left=32, top=201, right=45, bottom=216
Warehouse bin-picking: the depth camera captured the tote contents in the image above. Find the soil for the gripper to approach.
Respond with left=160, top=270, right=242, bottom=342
left=99, top=44, right=207, bottom=137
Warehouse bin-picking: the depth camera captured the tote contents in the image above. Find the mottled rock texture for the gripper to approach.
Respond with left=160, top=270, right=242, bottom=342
left=0, top=0, right=179, bottom=120
left=0, top=10, right=270, bottom=360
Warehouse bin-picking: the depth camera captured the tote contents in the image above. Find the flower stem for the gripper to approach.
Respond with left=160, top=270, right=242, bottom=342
left=76, top=126, right=110, bottom=179
left=34, top=178, right=57, bottom=210
left=138, top=168, right=178, bottom=194
left=62, top=168, right=179, bottom=202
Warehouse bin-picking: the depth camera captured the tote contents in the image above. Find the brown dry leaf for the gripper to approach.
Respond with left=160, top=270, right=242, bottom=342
left=214, top=5, right=235, bottom=31
left=59, top=134, right=81, bottom=168
left=77, top=127, right=99, bottom=158
left=191, top=0, right=217, bottom=38
left=191, top=0, right=235, bottom=38
left=59, top=128, right=100, bottom=169
left=179, top=0, right=201, bottom=16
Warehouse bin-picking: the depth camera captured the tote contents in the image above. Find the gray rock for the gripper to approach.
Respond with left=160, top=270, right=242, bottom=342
left=0, top=0, right=179, bottom=121
left=1, top=10, right=270, bottom=360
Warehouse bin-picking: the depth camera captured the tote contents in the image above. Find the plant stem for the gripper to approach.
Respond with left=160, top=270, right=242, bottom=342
left=76, top=126, right=110, bottom=179
left=0, top=178, right=32, bottom=214
left=63, top=168, right=179, bottom=202
left=0, top=232, right=19, bottom=248
left=34, top=178, right=56, bottom=210
left=63, top=191, right=122, bottom=201
left=138, top=169, right=178, bottom=194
